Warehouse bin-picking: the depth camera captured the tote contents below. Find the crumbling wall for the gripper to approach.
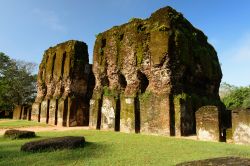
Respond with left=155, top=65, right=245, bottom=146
left=32, top=40, right=94, bottom=126
left=232, top=109, right=250, bottom=145
left=90, top=6, right=223, bottom=136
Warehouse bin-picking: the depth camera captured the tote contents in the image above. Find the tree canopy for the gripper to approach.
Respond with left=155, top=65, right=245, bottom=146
left=220, top=82, right=250, bottom=110
left=0, top=52, right=37, bottom=111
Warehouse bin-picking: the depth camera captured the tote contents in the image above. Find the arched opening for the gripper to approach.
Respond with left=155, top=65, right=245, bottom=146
left=101, top=38, right=106, bottom=48
left=51, top=53, right=56, bottom=78
left=115, top=96, right=120, bottom=132
left=138, top=71, right=149, bottom=94
left=101, top=76, right=109, bottom=87
left=55, top=99, right=59, bottom=125
left=119, top=73, right=127, bottom=90
left=61, top=52, right=66, bottom=77
left=46, top=99, right=50, bottom=124
left=119, top=34, right=124, bottom=41
left=137, top=24, right=146, bottom=32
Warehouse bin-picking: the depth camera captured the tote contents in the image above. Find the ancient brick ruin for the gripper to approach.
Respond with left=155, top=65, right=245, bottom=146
left=25, top=6, right=249, bottom=144
left=89, top=6, right=224, bottom=136
left=31, top=40, right=94, bottom=127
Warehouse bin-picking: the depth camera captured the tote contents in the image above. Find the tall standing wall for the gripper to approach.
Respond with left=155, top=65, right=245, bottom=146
left=32, top=40, right=94, bottom=126
left=90, top=6, right=224, bottom=136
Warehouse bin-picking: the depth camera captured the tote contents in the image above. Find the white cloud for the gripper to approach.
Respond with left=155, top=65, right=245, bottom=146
left=32, top=8, right=66, bottom=32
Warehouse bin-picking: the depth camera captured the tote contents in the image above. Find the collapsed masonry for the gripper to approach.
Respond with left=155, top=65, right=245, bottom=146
left=89, top=6, right=226, bottom=136
left=31, top=40, right=94, bottom=126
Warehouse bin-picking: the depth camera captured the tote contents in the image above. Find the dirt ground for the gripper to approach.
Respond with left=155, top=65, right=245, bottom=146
left=0, top=125, right=89, bottom=135
left=0, top=119, right=197, bottom=141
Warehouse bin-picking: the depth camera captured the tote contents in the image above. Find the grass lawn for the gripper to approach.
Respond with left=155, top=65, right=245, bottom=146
left=0, top=129, right=249, bottom=166
left=0, top=119, right=48, bottom=129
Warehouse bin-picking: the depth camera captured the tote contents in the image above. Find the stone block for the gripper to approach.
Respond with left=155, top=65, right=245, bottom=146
left=176, top=157, right=250, bottom=166
left=13, top=105, right=22, bottom=119
left=40, top=100, right=49, bottom=123
left=21, top=136, right=85, bottom=152
left=140, top=94, right=170, bottom=135
left=232, top=109, right=250, bottom=145
left=57, top=98, right=67, bottom=126
left=48, top=99, right=57, bottom=125
left=101, top=96, right=116, bottom=130
left=196, top=106, right=220, bottom=142
left=31, top=102, right=40, bottom=122
left=89, top=98, right=102, bottom=129
left=120, top=97, right=136, bottom=133
left=4, top=129, right=36, bottom=139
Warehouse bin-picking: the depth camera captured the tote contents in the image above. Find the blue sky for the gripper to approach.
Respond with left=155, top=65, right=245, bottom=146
left=0, top=0, right=250, bottom=86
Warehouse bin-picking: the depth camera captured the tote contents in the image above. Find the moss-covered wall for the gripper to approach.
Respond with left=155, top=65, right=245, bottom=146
left=120, top=96, right=136, bottom=133
left=32, top=40, right=94, bottom=127
left=140, top=93, right=170, bottom=135
left=90, top=6, right=224, bottom=136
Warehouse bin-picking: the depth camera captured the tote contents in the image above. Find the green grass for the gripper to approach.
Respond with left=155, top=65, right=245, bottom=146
left=0, top=129, right=249, bottom=166
left=0, top=119, right=48, bottom=129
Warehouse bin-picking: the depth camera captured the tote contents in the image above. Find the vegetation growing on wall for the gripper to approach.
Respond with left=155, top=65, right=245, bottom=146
left=103, top=86, right=119, bottom=99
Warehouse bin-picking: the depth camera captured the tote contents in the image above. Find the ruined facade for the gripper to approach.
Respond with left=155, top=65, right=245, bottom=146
left=32, top=40, right=94, bottom=126
left=89, top=6, right=224, bottom=136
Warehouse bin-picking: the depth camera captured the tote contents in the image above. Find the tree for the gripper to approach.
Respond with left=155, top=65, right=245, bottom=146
left=220, top=82, right=250, bottom=110
left=219, top=82, right=236, bottom=98
left=0, top=52, right=37, bottom=112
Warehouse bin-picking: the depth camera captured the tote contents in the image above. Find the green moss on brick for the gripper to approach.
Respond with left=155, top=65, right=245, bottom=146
left=139, top=91, right=153, bottom=102
left=103, top=86, right=119, bottom=99
left=136, top=44, right=144, bottom=66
